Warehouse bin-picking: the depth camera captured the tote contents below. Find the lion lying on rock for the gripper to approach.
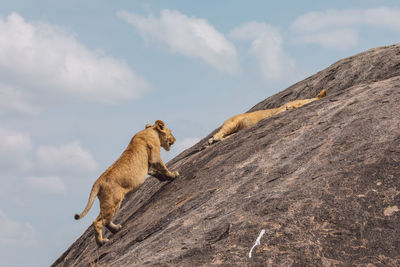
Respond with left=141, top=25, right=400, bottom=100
left=75, top=120, right=179, bottom=245
left=208, top=90, right=326, bottom=144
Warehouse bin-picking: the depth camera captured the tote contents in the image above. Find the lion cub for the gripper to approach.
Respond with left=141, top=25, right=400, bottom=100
left=75, top=120, right=179, bottom=245
left=208, top=89, right=326, bottom=144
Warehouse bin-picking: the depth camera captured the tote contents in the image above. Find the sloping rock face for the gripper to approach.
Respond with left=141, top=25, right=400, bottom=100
left=53, top=44, right=400, bottom=266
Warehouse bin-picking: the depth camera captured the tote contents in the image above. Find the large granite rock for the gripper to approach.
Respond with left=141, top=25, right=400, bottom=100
left=53, top=44, right=400, bottom=266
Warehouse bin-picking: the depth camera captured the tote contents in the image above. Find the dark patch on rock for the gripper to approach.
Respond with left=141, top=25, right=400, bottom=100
left=52, top=44, right=400, bottom=266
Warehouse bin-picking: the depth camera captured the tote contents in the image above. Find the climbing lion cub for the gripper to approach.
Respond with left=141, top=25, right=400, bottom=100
left=75, top=120, right=179, bottom=245
left=208, top=90, right=326, bottom=144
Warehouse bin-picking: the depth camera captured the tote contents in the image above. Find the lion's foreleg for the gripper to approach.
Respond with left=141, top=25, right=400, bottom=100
left=151, top=161, right=179, bottom=180
left=149, top=147, right=178, bottom=180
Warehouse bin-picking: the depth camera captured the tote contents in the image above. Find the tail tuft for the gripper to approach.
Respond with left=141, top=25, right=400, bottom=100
left=74, top=214, right=80, bottom=220
left=317, top=89, right=327, bottom=99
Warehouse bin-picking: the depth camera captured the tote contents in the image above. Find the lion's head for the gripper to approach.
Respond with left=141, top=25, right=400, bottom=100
left=153, top=120, right=176, bottom=151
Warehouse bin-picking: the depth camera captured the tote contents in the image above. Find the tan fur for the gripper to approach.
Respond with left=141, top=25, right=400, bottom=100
left=208, top=89, right=326, bottom=144
left=284, top=89, right=326, bottom=109
left=74, top=120, right=179, bottom=245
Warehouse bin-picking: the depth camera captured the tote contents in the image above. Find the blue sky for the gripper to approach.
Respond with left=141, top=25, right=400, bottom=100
left=0, top=1, right=399, bottom=266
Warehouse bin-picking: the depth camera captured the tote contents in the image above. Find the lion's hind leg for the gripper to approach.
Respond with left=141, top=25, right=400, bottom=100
left=93, top=210, right=119, bottom=245
left=208, top=131, right=224, bottom=145
left=93, top=191, right=123, bottom=245
left=106, top=221, right=122, bottom=234
left=105, top=194, right=124, bottom=234
left=93, top=214, right=109, bottom=246
left=208, top=117, right=242, bottom=144
left=106, top=196, right=123, bottom=234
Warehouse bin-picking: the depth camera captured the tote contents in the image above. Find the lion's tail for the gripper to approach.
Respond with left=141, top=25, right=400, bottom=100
left=74, top=182, right=100, bottom=220
left=317, top=89, right=327, bottom=99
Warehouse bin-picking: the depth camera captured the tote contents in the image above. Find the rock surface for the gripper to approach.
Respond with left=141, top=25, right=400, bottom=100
left=53, top=44, right=400, bottom=266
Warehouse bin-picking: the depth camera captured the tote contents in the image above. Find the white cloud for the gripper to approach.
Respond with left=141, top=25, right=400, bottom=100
left=291, top=7, right=400, bottom=32
left=118, top=9, right=239, bottom=73
left=0, top=126, right=32, bottom=171
left=0, top=12, right=150, bottom=110
left=230, top=21, right=276, bottom=41
left=291, top=7, right=400, bottom=49
left=364, top=7, right=400, bottom=30
left=175, top=137, right=200, bottom=153
left=294, top=29, right=359, bottom=50
left=230, top=22, right=299, bottom=81
left=292, top=9, right=363, bottom=33
left=0, top=125, right=98, bottom=177
left=0, top=209, right=40, bottom=247
left=26, top=176, right=67, bottom=195
left=36, top=141, right=98, bottom=174
left=0, top=84, right=40, bottom=115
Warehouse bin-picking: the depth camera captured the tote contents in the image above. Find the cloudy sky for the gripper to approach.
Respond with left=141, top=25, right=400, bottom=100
left=0, top=1, right=399, bottom=266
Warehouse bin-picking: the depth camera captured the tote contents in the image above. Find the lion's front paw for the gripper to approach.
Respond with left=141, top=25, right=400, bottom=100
left=172, top=171, right=179, bottom=178
left=208, top=137, right=215, bottom=145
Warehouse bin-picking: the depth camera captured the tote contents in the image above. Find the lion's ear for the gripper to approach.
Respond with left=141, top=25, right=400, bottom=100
left=155, top=120, right=165, bottom=132
left=145, top=124, right=152, bottom=129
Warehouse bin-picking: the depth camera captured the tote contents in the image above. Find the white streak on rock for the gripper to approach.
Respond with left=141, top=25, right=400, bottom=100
left=248, top=229, right=265, bottom=258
